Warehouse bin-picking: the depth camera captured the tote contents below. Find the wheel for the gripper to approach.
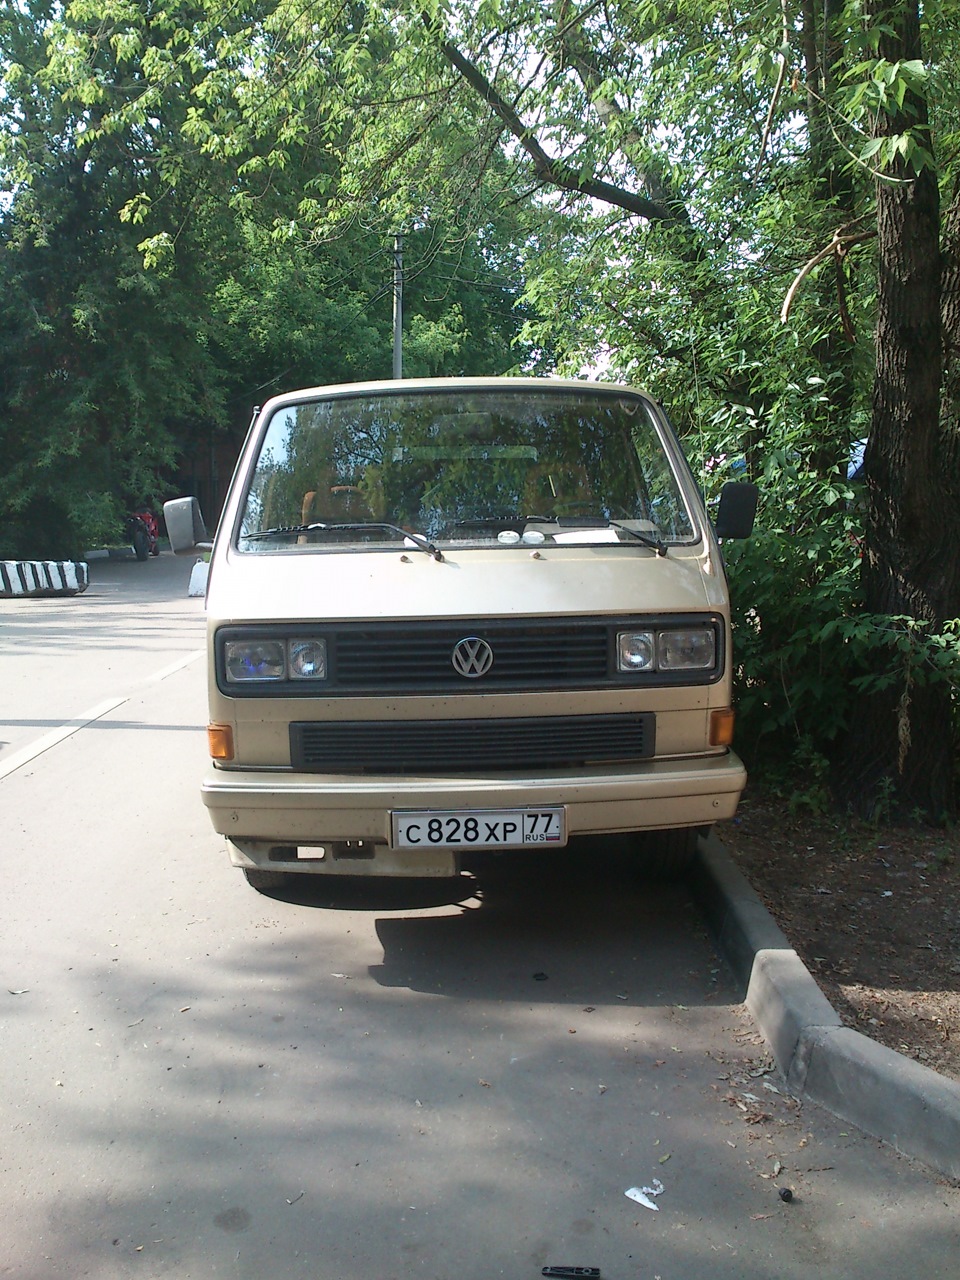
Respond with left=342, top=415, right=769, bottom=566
left=633, top=826, right=706, bottom=879
left=243, top=867, right=294, bottom=893
left=132, top=526, right=150, bottom=560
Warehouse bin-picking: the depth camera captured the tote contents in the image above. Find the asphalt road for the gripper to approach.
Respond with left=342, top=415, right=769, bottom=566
left=1, top=554, right=958, bottom=1279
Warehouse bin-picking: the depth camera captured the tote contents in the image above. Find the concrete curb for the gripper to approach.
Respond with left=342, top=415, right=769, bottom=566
left=693, top=831, right=960, bottom=1181
left=1, top=560, right=89, bottom=597
left=84, top=546, right=140, bottom=561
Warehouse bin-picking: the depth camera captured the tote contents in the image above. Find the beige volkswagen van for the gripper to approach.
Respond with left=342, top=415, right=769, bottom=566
left=166, top=378, right=756, bottom=889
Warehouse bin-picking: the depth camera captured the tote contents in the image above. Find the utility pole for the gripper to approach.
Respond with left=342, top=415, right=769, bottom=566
left=392, top=233, right=403, bottom=379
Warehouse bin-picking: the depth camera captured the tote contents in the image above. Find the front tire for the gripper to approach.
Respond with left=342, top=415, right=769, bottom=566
left=243, top=867, right=294, bottom=893
left=132, top=526, right=150, bottom=561
left=633, top=826, right=705, bottom=879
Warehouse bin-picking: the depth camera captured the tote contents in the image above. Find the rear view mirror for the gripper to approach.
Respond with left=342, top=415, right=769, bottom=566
left=714, top=482, right=758, bottom=539
left=164, top=496, right=213, bottom=555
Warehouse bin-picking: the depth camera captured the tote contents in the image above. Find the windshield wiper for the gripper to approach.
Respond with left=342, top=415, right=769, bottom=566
left=244, top=522, right=444, bottom=561
left=606, top=520, right=668, bottom=556
left=533, top=514, right=668, bottom=556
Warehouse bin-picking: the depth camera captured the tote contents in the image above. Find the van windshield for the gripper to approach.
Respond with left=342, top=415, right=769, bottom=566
left=236, top=387, right=696, bottom=551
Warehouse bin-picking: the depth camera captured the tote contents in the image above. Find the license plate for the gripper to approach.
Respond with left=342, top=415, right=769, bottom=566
left=391, top=808, right=565, bottom=850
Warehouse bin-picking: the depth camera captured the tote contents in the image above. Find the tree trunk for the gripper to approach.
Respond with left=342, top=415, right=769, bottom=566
left=837, top=2, right=960, bottom=819
left=941, top=176, right=960, bottom=426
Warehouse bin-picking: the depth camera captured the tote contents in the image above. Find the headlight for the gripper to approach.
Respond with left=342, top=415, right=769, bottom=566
left=658, top=628, right=716, bottom=670
left=617, top=627, right=716, bottom=673
left=288, top=638, right=327, bottom=680
left=617, top=631, right=656, bottom=671
left=222, top=636, right=328, bottom=684
left=224, top=639, right=285, bottom=682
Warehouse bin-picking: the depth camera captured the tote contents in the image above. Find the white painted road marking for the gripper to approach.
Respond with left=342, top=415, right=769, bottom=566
left=0, top=649, right=204, bottom=780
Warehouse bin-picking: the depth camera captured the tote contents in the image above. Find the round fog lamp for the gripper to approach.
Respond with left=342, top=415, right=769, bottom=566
left=288, top=638, right=327, bottom=680
left=617, top=631, right=655, bottom=671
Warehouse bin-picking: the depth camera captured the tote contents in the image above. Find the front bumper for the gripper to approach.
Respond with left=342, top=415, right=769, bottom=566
left=202, top=752, right=746, bottom=876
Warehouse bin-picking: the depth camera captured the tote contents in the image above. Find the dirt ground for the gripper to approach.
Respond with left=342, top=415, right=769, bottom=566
left=718, top=790, right=960, bottom=1083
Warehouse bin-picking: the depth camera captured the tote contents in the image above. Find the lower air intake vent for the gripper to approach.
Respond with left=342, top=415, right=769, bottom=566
left=290, top=713, right=655, bottom=774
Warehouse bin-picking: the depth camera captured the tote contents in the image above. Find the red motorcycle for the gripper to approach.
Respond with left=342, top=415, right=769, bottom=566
left=125, top=508, right=160, bottom=560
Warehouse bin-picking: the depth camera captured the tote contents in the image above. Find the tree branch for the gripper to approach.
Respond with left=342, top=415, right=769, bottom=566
left=552, top=1, right=685, bottom=215
left=781, top=224, right=876, bottom=323
left=425, top=18, right=673, bottom=222
left=752, top=0, right=790, bottom=189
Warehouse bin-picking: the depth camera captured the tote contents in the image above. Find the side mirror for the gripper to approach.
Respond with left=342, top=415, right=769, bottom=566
left=714, top=482, right=758, bottom=540
left=163, top=496, right=213, bottom=556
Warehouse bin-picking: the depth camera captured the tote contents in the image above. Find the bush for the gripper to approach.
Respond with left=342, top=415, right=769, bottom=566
left=0, top=490, right=123, bottom=560
left=724, top=507, right=960, bottom=788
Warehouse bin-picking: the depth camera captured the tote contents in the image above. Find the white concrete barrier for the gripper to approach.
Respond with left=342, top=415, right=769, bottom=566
left=0, top=561, right=89, bottom=597
left=188, top=558, right=209, bottom=597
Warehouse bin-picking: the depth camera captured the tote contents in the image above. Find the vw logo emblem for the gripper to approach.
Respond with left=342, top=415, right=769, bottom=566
left=452, top=636, right=494, bottom=679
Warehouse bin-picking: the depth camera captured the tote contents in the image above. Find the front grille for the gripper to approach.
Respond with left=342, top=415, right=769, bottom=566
left=290, top=713, right=655, bottom=773
left=331, top=621, right=610, bottom=690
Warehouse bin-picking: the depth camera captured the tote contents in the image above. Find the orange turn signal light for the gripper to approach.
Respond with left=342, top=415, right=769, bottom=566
left=207, top=723, right=235, bottom=761
left=709, top=708, right=736, bottom=747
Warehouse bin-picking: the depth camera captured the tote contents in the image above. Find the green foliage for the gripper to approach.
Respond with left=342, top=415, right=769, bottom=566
left=725, top=492, right=960, bottom=782
left=723, top=490, right=864, bottom=758
left=0, top=0, right=535, bottom=556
